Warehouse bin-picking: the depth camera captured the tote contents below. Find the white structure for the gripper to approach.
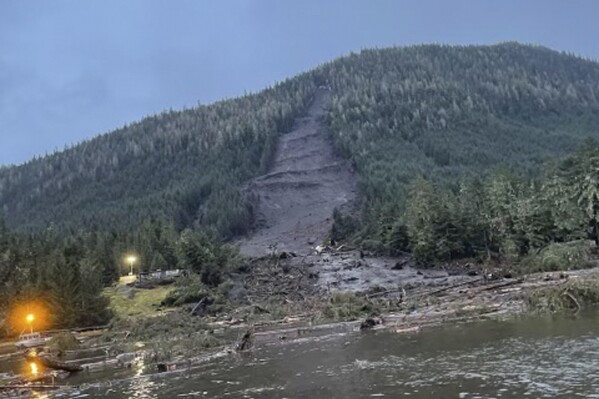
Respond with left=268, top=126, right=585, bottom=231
left=15, top=332, right=48, bottom=349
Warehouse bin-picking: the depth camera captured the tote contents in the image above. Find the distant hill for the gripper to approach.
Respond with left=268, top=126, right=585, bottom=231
left=2, top=43, right=599, bottom=238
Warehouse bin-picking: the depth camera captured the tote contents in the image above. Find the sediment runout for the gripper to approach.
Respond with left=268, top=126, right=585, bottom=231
left=237, top=87, right=356, bottom=256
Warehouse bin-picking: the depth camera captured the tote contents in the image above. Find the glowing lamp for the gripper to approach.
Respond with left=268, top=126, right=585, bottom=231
left=29, top=362, right=39, bottom=376
left=126, top=255, right=138, bottom=276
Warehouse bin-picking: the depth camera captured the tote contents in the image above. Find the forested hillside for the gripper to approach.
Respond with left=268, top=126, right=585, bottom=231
left=320, top=44, right=599, bottom=245
left=3, top=42, right=599, bottom=331
left=401, top=139, right=599, bottom=264
left=0, top=218, right=238, bottom=332
left=0, top=78, right=317, bottom=236
left=2, top=43, right=599, bottom=241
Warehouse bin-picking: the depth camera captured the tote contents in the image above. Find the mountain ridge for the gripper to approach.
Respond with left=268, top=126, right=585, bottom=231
left=2, top=42, right=599, bottom=239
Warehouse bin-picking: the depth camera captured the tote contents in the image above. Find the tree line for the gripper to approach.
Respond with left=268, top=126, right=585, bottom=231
left=355, top=140, right=598, bottom=269
left=0, top=219, right=237, bottom=335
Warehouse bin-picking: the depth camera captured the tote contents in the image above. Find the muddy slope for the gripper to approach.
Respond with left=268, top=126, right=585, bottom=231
left=237, top=87, right=356, bottom=257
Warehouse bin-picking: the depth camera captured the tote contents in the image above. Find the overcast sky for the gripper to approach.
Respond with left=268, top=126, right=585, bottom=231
left=1, top=1, right=599, bottom=166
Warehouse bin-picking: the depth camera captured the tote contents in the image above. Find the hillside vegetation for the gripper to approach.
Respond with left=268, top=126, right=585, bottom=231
left=0, top=78, right=316, bottom=237
left=2, top=43, right=599, bottom=329
left=401, top=140, right=599, bottom=264
left=320, top=44, right=599, bottom=245
left=2, top=43, right=599, bottom=240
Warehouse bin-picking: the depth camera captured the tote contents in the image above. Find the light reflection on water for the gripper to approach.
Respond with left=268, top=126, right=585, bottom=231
left=54, top=312, right=599, bottom=398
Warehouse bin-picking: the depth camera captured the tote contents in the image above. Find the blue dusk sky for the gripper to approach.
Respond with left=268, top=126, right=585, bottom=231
left=1, top=0, right=598, bottom=165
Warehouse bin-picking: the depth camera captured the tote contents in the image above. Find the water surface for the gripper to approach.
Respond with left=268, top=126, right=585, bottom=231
left=30, top=312, right=599, bottom=398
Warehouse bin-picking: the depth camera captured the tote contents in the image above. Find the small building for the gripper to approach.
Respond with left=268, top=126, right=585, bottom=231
left=137, top=269, right=185, bottom=283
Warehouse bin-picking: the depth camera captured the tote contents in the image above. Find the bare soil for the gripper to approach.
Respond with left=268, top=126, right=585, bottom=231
left=233, top=88, right=473, bottom=294
left=236, top=87, right=356, bottom=257
left=237, top=249, right=477, bottom=304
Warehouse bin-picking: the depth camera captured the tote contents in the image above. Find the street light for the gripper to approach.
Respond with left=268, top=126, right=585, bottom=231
left=26, top=313, right=35, bottom=333
left=29, top=362, right=39, bottom=377
left=126, top=255, right=137, bottom=276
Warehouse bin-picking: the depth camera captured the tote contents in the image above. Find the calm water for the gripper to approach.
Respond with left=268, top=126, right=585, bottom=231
left=26, top=312, right=599, bottom=398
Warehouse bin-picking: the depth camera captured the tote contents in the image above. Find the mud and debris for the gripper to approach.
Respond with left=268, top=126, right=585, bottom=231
left=234, top=265, right=599, bottom=348
left=236, top=249, right=476, bottom=304
left=236, top=87, right=357, bottom=257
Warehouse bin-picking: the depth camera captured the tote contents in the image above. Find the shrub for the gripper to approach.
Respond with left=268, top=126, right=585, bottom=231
left=520, top=240, right=591, bottom=273
left=361, top=239, right=386, bottom=255
left=48, top=332, right=80, bottom=352
left=331, top=208, right=360, bottom=242
left=321, top=292, right=377, bottom=321
left=527, top=278, right=599, bottom=313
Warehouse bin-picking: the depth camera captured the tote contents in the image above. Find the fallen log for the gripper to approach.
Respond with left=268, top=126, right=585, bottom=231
left=81, top=358, right=120, bottom=372
left=394, top=326, right=420, bottom=334
left=391, top=260, right=409, bottom=270
left=414, top=278, right=483, bottom=298
left=563, top=290, right=581, bottom=314
left=235, top=329, right=253, bottom=352
left=190, top=297, right=207, bottom=316
left=359, top=317, right=384, bottom=330
left=26, top=353, right=83, bottom=373
left=0, top=384, right=61, bottom=391
left=365, top=287, right=407, bottom=299
left=482, top=279, right=524, bottom=292
left=40, top=357, right=83, bottom=372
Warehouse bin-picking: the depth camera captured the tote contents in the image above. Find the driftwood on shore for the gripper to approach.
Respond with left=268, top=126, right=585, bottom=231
left=482, top=279, right=524, bottom=292
left=0, top=384, right=61, bottom=391
left=235, top=329, right=253, bottom=351
left=190, top=297, right=207, bottom=316
left=242, top=256, right=320, bottom=303
left=26, top=353, right=83, bottom=373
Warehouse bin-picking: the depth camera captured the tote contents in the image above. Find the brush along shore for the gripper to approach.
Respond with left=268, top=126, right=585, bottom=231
left=2, top=257, right=599, bottom=395
left=90, top=253, right=599, bottom=363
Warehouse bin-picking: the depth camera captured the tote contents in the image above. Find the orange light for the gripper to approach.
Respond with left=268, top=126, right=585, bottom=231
left=29, top=362, right=39, bottom=376
left=8, top=301, right=50, bottom=334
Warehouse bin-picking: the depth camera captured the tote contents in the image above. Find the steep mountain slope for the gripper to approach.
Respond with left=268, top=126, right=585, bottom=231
left=0, top=78, right=317, bottom=236
left=237, top=87, right=356, bottom=256
left=317, top=43, right=599, bottom=244
left=2, top=43, right=599, bottom=242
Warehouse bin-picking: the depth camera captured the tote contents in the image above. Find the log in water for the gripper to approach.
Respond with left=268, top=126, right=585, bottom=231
left=55, top=310, right=599, bottom=398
